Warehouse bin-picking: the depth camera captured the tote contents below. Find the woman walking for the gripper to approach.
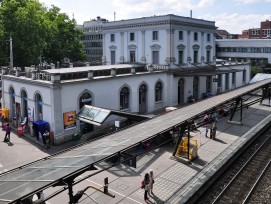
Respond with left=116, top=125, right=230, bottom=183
left=143, top=173, right=150, bottom=201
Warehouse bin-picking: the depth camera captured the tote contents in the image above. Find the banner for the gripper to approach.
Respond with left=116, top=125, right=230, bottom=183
left=28, top=107, right=34, bottom=122
left=63, top=111, right=76, bottom=131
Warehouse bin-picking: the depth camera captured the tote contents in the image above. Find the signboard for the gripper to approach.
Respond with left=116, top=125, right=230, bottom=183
left=63, top=111, right=76, bottom=131
left=213, top=78, right=219, bottom=82
left=28, top=107, right=34, bottom=122
left=120, top=153, right=137, bottom=168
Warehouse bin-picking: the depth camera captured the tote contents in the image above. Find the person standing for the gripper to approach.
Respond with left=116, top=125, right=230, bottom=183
left=4, top=123, right=11, bottom=142
left=148, top=170, right=154, bottom=196
left=143, top=173, right=150, bottom=201
left=212, top=123, right=217, bottom=139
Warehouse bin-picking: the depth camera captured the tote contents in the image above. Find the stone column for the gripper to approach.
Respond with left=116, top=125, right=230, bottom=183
left=166, top=28, right=176, bottom=66
left=131, top=67, right=136, bottom=75
left=69, top=63, right=73, bottom=68
left=15, top=68, right=21, bottom=77
left=51, top=73, right=60, bottom=82
left=88, top=70, right=94, bottom=79
left=111, top=68, right=116, bottom=77
left=187, top=31, right=191, bottom=67
left=85, top=62, right=90, bottom=67
left=102, top=33, right=106, bottom=64
left=201, top=32, right=205, bottom=66
left=140, top=30, right=146, bottom=64
left=1, top=67, right=7, bottom=75
left=120, top=32, right=124, bottom=63
left=31, top=70, right=37, bottom=80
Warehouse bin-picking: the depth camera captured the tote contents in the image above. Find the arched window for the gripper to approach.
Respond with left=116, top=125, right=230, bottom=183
left=35, top=93, right=43, bottom=120
left=9, top=87, right=15, bottom=118
left=155, top=81, right=163, bottom=102
left=79, top=92, right=92, bottom=109
left=120, top=87, right=130, bottom=110
left=21, top=90, right=28, bottom=118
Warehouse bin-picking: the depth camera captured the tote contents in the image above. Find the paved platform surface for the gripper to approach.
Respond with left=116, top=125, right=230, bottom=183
left=42, top=102, right=271, bottom=204
left=1, top=102, right=271, bottom=204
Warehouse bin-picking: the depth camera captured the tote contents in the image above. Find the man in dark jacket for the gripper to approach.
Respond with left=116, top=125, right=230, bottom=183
left=4, top=123, right=11, bottom=142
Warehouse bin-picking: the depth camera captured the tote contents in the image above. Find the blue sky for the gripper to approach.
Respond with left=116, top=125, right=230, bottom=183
left=40, top=0, right=271, bottom=34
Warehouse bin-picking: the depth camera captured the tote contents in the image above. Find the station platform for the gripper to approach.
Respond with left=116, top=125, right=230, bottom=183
left=51, top=102, right=271, bottom=204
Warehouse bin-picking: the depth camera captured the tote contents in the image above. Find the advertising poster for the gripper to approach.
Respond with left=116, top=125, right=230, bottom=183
left=63, top=111, right=76, bottom=131
left=28, top=107, right=34, bottom=122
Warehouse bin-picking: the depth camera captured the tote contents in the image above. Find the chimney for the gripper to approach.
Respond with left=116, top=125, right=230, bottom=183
left=51, top=63, right=55, bottom=69
left=69, top=63, right=73, bottom=68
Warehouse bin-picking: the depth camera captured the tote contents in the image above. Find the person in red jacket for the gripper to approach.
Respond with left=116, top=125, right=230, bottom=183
left=4, top=123, right=11, bottom=142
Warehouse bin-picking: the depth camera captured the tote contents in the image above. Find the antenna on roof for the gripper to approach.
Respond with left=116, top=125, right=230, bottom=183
left=114, top=11, right=116, bottom=21
left=190, top=10, right=192, bottom=18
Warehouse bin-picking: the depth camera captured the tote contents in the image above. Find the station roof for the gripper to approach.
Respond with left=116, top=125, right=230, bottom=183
left=173, top=68, right=241, bottom=77
left=1, top=78, right=271, bottom=203
left=41, top=64, right=140, bottom=74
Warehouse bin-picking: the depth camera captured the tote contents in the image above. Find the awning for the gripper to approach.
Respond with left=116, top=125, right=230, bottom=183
left=77, top=105, right=152, bottom=126
left=77, top=105, right=111, bottom=126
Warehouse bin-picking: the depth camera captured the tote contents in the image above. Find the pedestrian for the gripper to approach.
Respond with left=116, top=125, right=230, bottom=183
left=212, top=123, right=217, bottom=139
left=205, top=124, right=209, bottom=137
left=4, top=123, right=11, bottom=142
left=148, top=170, right=154, bottom=196
left=143, top=173, right=150, bottom=201
left=210, top=125, right=213, bottom=139
left=44, top=130, right=51, bottom=149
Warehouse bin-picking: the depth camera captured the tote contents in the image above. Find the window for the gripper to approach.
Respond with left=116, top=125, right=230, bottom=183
left=120, top=87, right=130, bottom=110
left=206, top=50, right=210, bottom=63
left=243, top=69, right=246, bottom=83
left=152, top=51, right=159, bottom=64
left=130, top=51, right=135, bottom=63
left=179, top=31, right=183, bottom=40
left=152, top=31, right=158, bottom=40
left=194, top=32, right=198, bottom=41
left=218, top=74, right=222, bottom=87
left=207, top=33, right=210, bottom=42
left=193, top=50, right=198, bottom=63
left=178, top=51, right=183, bottom=64
left=155, top=82, right=163, bottom=102
left=111, top=51, right=115, bottom=65
left=110, top=34, right=115, bottom=42
left=79, top=92, right=92, bottom=109
left=130, top=33, right=135, bottom=41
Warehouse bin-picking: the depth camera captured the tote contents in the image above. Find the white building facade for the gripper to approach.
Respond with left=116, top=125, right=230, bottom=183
left=102, top=14, right=216, bottom=68
left=216, top=39, right=271, bottom=64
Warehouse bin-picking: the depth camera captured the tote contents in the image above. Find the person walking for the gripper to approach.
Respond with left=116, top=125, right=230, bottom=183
left=212, top=123, right=217, bottom=139
left=4, top=123, right=11, bottom=142
left=205, top=124, right=209, bottom=137
left=143, top=173, right=150, bottom=201
left=148, top=170, right=154, bottom=196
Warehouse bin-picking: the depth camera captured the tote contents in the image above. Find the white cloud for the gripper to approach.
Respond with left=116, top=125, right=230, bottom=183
left=234, top=0, right=271, bottom=4
left=203, top=13, right=271, bottom=33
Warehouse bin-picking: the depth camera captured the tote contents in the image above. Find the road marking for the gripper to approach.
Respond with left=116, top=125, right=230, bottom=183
left=79, top=176, right=143, bottom=204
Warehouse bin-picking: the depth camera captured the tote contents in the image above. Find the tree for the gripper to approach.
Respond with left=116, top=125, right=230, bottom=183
left=0, top=0, right=86, bottom=67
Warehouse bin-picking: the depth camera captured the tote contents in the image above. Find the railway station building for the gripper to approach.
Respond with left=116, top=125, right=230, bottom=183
left=1, top=14, right=251, bottom=144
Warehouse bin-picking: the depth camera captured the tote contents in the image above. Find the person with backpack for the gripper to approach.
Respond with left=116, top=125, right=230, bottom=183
left=4, top=123, right=11, bottom=142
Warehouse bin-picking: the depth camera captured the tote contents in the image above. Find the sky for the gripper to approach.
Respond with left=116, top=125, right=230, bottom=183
left=39, top=0, right=271, bottom=34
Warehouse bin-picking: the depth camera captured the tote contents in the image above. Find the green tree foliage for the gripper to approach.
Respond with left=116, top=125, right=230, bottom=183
left=0, top=0, right=86, bottom=67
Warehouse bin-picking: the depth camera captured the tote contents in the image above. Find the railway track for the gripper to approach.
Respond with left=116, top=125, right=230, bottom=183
left=194, top=129, right=271, bottom=204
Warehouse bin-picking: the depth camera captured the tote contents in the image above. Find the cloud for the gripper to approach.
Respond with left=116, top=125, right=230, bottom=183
left=202, top=13, right=271, bottom=33
left=234, top=0, right=271, bottom=4
left=111, top=0, right=215, bottom=20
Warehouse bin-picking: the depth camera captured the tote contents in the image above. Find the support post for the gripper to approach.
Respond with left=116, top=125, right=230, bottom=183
left=172, top=124, right=186, bottom=157
left=68, top=182, right=74, bottom=204
left=187, top=125, right=190, bottom=161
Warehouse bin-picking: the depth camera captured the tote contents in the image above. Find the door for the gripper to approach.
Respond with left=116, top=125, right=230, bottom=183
left=206, top=76, right=212, bottom=94
left=193, top=76, right=199, bottom=100
left=178, top=78, right=185, bottom=105
left=139, top=84, right=147, bottom=114
left=111, top=51, right=116, bottom=65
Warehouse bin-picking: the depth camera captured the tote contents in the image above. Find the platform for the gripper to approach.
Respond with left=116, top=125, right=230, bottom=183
left=61, top=102, right=271, bottom=204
